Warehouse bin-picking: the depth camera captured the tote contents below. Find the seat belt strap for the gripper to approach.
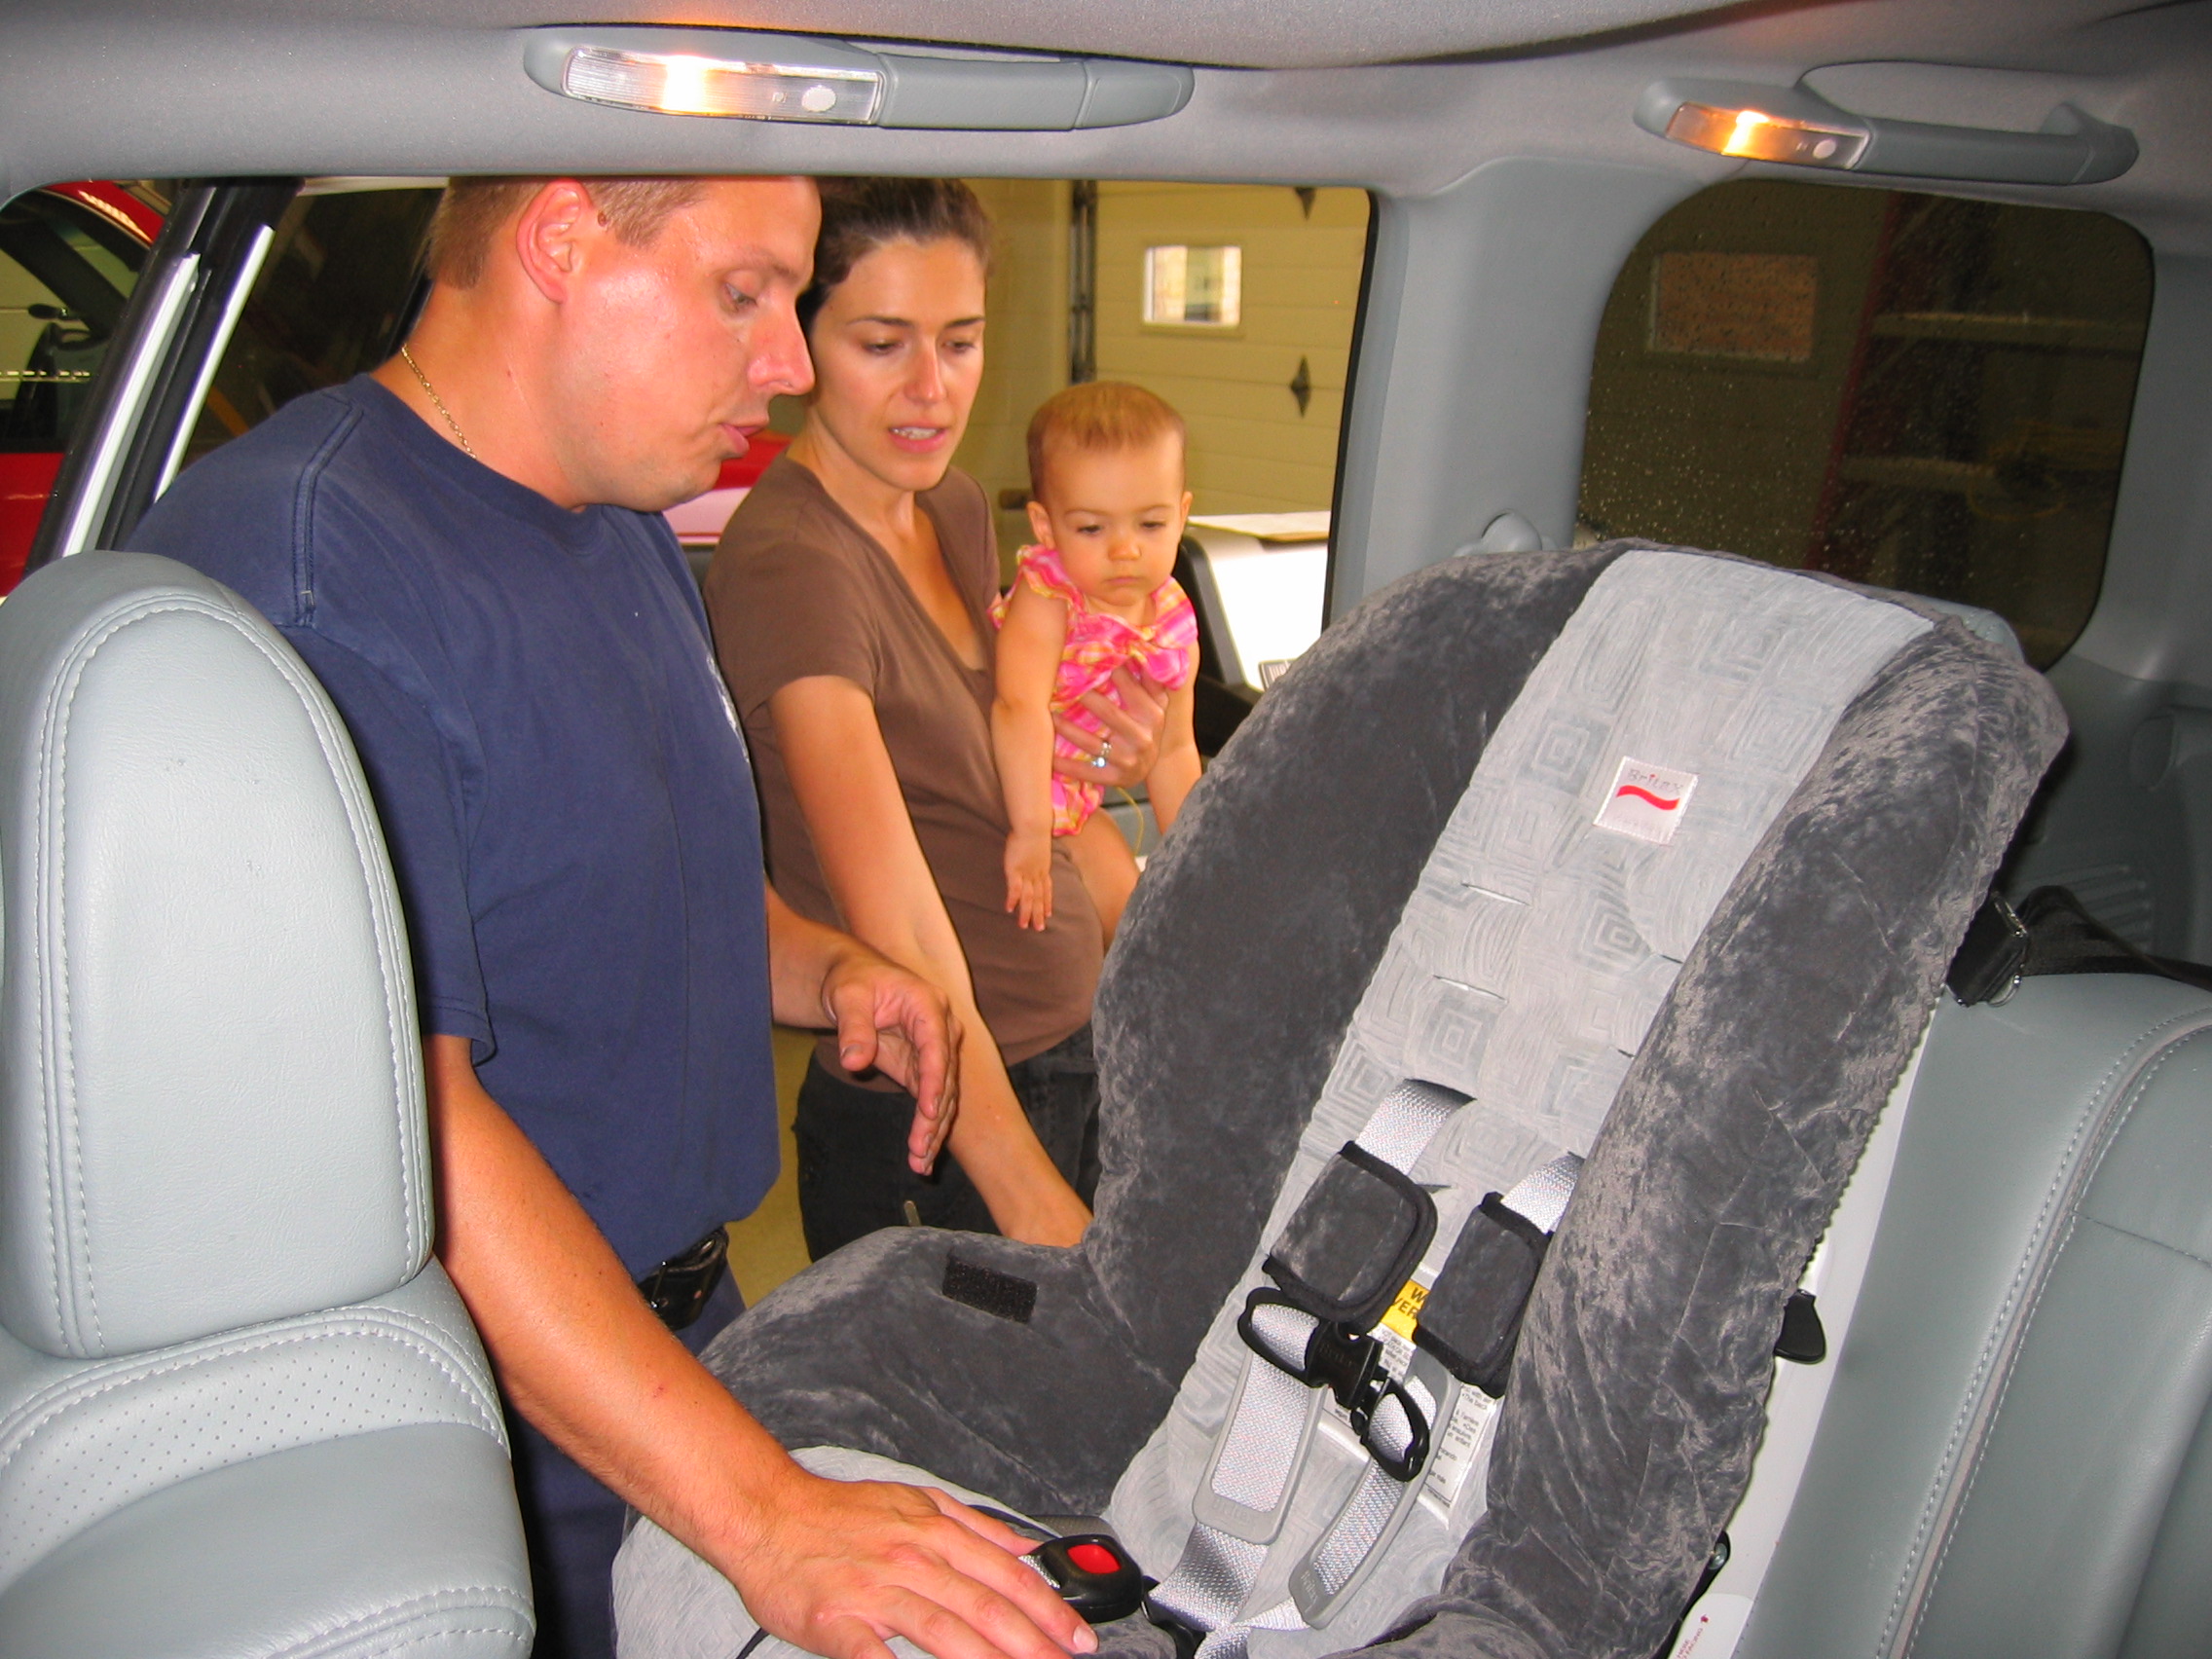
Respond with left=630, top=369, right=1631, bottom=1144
left=1149, top=1081, right=1465, bottom=1641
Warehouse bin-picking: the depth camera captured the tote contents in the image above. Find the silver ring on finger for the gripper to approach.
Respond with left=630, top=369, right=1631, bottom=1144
left=1091, top=734, right=1113, bottom=771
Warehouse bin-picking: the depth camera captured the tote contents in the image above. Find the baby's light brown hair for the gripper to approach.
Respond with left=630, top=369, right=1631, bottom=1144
left=1026, top=381, right=1187, bottom=505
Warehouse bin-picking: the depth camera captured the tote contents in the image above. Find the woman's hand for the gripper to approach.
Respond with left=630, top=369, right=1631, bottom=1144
left=1052, top=667, right=1169, bottom=791
left=1003, top=828, right=1055, bottom=931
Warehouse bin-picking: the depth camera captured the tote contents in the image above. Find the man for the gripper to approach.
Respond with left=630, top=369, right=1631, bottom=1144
left=131, top=175, right=1095, bottom=1659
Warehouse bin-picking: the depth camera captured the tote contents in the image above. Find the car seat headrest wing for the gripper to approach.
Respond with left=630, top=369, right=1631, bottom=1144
left=0, top=551, right=430, bottom=1360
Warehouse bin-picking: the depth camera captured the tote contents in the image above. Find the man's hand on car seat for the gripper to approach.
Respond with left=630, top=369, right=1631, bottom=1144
left=725, top=1466, right=1098, bottom=1659
left=421, top=1035, right=1084, bottom=1659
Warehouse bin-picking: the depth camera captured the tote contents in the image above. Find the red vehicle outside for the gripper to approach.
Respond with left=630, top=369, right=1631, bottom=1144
left=0, top=180, right=163, bottom=592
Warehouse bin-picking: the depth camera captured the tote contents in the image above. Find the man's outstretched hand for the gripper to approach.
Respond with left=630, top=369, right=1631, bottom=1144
left=766, top=884, right=964, bottom=1176
left=819, top=940, right=963, bottom=1174
left=722, top=1465, right=1097, bottom=1659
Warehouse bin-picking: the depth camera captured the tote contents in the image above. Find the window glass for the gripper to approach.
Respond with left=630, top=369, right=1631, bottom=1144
left=171, top=184, right=441, bottom=472
left=1578, top=179, right=2153, bottom=667
left=940, top=181, right=1370, bottom=755
left=0, top=185, right=158, bottom=589
left=0, top=189, right=152, bottom=455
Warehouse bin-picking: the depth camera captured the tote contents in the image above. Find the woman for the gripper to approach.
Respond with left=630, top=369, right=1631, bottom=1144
left=707, top=178, right=1165, bottom=1256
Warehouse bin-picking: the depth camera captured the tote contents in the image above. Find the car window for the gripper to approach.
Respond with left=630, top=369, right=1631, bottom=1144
left=941, top=180, right=1369, bottom=754
left=0, top=188, right=153, bottom=456
left=0, top=184, right=158, bottom=587
left=169, top=184, right=441, bottom=473
left=1577, top=179, right=2153, bottom=667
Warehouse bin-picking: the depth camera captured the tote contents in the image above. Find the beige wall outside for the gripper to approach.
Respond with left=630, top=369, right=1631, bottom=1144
left=954, top=178, right=1072, bottom=570
left=1093, top=183, right=1369, bottom=519
left=780, top=180, right=1371, bottom=572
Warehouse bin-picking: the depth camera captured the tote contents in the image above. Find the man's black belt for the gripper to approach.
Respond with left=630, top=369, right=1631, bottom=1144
left=639, top=1226, right=730, bottom=1332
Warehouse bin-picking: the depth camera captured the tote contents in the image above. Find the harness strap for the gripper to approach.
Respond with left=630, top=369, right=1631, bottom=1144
left=1280, top=1153, right=1582, bottom=1628
left=1150, top=1081, right=1466, bottom=1641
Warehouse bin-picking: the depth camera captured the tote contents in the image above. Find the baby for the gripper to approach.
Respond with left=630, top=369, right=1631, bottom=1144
left=990, top=382, right=1202, bottom=941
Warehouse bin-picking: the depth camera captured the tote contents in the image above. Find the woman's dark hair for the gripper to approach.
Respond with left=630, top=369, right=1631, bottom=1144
left=798, top=177, right=993, bottom=337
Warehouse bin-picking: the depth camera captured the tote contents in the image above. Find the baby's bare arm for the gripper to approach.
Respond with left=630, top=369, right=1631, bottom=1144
left=1147, top=679, right=1203, bottom=830
left=991, top=586, right=1072, bottom=925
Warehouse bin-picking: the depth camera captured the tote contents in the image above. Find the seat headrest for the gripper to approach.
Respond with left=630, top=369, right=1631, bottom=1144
left=0, top=552, right=430, bottom=1360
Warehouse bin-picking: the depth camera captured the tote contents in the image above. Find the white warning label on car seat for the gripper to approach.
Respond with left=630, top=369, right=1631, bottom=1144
left=1594, top=756, right=1698, bottom=845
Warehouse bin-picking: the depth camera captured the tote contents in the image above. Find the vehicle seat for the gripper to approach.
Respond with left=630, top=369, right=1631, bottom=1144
left=0, top=552, right=533, bottom=1658
left=616, top=541, right=2064, bottom=1659
left=1737, top=973, right=2212, bottom=1659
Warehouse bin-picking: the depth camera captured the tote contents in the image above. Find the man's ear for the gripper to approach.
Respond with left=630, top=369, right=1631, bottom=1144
left=511, top=179, right=599, bottom=304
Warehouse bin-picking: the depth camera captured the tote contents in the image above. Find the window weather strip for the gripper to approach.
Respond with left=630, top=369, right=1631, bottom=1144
left=156, top=222, right=274, bottom=500
left=49, top=252, right=201, bottom=560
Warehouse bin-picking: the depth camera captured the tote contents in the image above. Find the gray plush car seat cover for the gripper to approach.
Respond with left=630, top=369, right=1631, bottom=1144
left=620, top=544, right=2064, bottom=1659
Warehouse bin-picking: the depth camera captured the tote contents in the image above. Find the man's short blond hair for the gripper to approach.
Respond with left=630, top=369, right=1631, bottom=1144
left=426, top=176, right=713, bottom=287
left=1026, top=381, right=1188, bottom=503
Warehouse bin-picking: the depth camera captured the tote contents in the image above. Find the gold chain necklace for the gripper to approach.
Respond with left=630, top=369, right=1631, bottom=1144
left=397, top=345, right=477, bottom=460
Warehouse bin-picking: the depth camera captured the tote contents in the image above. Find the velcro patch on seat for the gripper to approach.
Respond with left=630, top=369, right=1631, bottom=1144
left=941, top=1255, right=1037, bottom=1323
left=1265, top=1144, right=1436, bottom=1329
left=1412, top=1196, right=1551, bottom=1397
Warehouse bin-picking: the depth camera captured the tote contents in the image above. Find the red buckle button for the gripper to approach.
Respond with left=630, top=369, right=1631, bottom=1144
left=1066, top=1542, right=1120, bottom=1576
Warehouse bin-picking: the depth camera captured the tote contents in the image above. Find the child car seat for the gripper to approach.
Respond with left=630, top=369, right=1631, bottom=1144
left=616, top=543, right=2064, bottom=1659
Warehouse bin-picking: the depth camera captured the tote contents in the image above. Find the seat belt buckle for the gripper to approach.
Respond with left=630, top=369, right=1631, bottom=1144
left=1025, top=1533, right=1146, bottom=1624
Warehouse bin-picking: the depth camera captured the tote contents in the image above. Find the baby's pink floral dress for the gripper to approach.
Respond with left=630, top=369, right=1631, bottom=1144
left=990, top=541, right=1198, bottom=835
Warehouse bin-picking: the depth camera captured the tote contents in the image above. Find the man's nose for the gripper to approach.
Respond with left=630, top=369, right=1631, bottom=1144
left=752, top=299, right=814, bottom=399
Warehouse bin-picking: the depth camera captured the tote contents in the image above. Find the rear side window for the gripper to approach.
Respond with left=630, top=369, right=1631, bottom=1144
left=1578, top=180, right=2152, bottom=667
left=171, top=185, right=441, bottom=473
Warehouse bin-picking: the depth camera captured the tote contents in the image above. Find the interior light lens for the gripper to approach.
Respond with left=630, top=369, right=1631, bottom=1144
left=1665, top=100, right=1868, bottom=168
left=560, top=45, right=883, bottom=123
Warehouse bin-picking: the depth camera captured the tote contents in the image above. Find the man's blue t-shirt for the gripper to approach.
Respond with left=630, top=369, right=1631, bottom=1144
left=131, top=375, right=779, bottom=1276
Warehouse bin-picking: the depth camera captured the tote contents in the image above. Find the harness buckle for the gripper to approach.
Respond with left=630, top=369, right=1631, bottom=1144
left=1237, top=1289, right=1432, bottom=1482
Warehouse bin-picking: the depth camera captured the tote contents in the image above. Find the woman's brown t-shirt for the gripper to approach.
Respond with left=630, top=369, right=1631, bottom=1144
left=707, top=457, right=1103, bottom=1081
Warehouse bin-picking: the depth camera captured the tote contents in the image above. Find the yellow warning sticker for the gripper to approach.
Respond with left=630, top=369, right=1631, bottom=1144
left=1381, top=1277, right=1428, bottom=1341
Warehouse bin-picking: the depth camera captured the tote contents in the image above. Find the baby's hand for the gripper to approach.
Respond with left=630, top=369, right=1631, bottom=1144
left=1004, top=829, right=1055, bottom=931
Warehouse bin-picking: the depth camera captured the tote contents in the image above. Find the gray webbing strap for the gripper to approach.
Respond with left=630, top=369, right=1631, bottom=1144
left=1287, top=1353, right=1452, bottom=1624
left=1280, top=1150, right=1584, bottom=1628
left=1155, top=1081, right=1464, bottom=1638
left=1501, top=1152, right=1582, bottom=1234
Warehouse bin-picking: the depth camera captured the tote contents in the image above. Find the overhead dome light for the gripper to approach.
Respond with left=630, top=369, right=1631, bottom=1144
left=1637, top=77, right=2136, bottom=186
left=555, top=43, right=882, bottom=124
left=522, top=27, right=1195, bottom=130
left=1663, top=100, right=1868, bottom=168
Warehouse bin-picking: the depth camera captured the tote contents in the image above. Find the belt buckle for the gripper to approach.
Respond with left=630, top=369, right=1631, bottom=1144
left=639, top=1227, right=729, bottom=1332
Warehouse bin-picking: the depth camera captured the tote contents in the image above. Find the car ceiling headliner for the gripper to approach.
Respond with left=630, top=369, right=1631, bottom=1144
left=2, top=0, right=2209, bottom=250
left=4, top=0, right=2190, bottom=72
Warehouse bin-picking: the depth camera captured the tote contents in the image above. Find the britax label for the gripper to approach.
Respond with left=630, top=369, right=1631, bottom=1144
left=1595, top=756, right=1698, bottom=845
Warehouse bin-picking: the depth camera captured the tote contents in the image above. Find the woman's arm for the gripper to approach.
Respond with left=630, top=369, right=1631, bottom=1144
left=1144, top=680, right=1202, bottom=832
left=768, top=674, right=1090, bottom=1247
left=990, top=585, right=1072, bottom=931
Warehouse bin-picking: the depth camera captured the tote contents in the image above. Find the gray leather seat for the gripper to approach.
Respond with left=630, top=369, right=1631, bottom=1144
left=1746, top=974, right=2212, bottom=1659
left=0, top=552, right=533, bottom=1657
